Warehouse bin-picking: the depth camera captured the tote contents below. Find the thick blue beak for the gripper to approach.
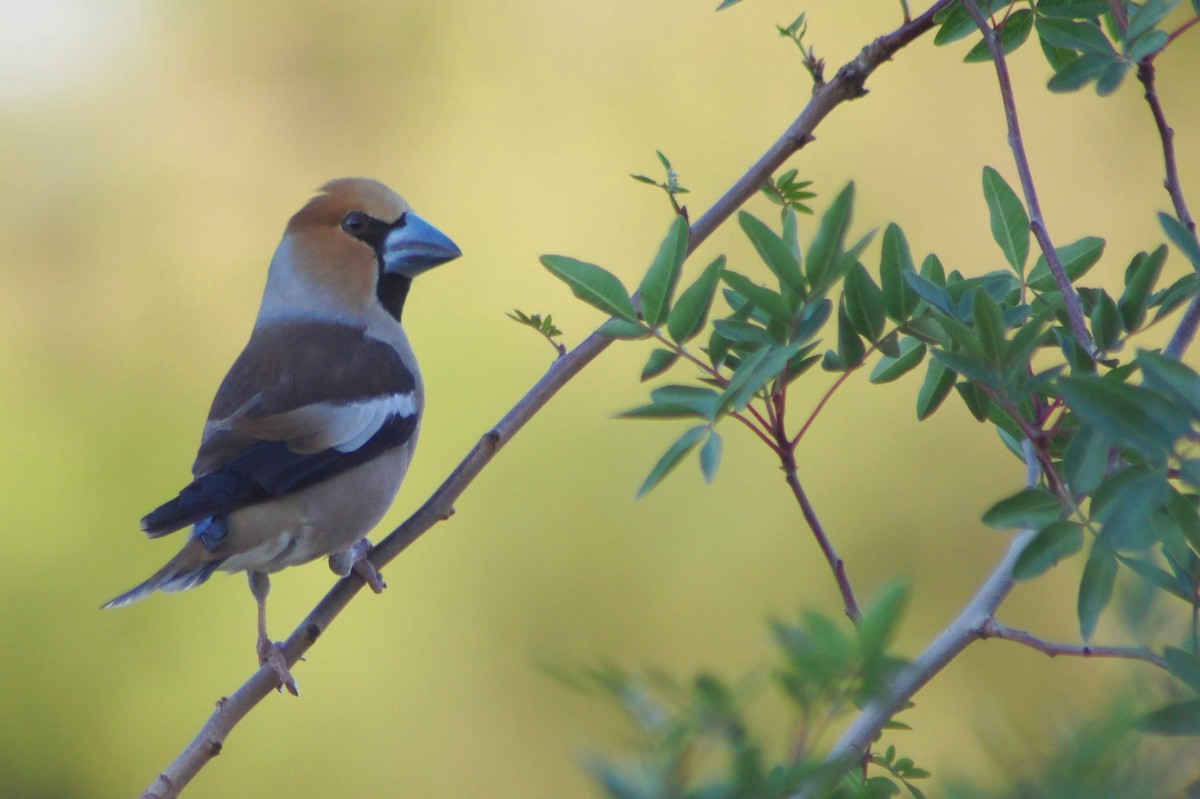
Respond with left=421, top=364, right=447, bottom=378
left=382, top=212, right=461, bottom=278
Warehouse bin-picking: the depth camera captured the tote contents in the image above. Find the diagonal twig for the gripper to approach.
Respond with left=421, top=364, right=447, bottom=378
left=137, top=3, right=957, bottom=796
left=962, top=0, right=1095, bottom=357
left=979, top=619, right=1170, bottom=671
left=1138, top=57, right=1200, bottom=361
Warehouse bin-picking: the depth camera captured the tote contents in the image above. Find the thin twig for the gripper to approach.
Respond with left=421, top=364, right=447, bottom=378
left=1154, top=15, right=1200, bottom=61
left=1138, top=58, right=1200, bottom=360
left=979, top=619, right=1170, bottom=671
left=962, top=0, right=1095, bottom=357
left=791, top=339, right=882, bottom=447
left=782, top=453, right=862, bottom=624
left=138, top=3, right=957, bottom=796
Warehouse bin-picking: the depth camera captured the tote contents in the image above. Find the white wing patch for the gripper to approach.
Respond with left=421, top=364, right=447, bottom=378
left=333, top=393, right=418, bottom=453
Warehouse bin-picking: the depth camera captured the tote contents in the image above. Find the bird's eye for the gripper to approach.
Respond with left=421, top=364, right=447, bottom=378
left=341, top=211, right=369, bottom=233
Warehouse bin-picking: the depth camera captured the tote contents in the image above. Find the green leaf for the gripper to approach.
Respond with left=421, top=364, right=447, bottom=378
left=1160, top=212, right=1200, bottom=270
left=667, top=255, right=725, bottom=344
left=1037, top=17, right=1116, bottom=54
left=982, top=166, right=1030, bottom=274
left=1126, top=0, right=1173, bottom=45
left=1077, top=542, right=1117, bottom=640
left=719, top=342, right=804, bottom=411
left=738, top=211, right=806, bottom=297
left=916, top=359, right=956, bottom=420
left=794, top=298, right=833, bottom=344
left=782, top=208, right=803, bottom=263
left=983, top=487, right=1063, bottom=531
left=1095, top=60, right=1129, bottom=95
left=1119, top=244, right=1166, bottom=331
left=1004, top=318, right=1049, bottom=368
left=880, top=223, right=918, bottom=321
left=1153, top=273, right=1200, bottom=322
left=700, top=431, right=722, bottom=484
left=1092, top=465, right=1170, bottom=550
left=716, top=0, right=744, bottom=9
left=807, top=183, right=855, bottom=295
left=618, top=402, right=707, bottom=420
left=712, top=319, right=779, bottom=347
left=641, top=348, right=678, bottom=381
left=934, top=0, right=1009, bottom=45
left=597, top=318, right=650, bottom=339
left=1163, top=647, right=1200, bottom=694
left=930, top=348, right=993, bottom=384
left=1138, top=700, right=1200, bottom=735
left=620, top=386, right=720, bottom=421
left=921, top=252, right=946, bottom=285
left=858, top=579, right=909, bottom=656
left=650, top=385, right=721, bottom=418
left=1027, top=236, right=1105, bottom=292
left=637, top=215, right=690, bottom=327
left=964, top=9, right=1034, bottom=62
left=1139, top=349, right=1200, bottom=416
left=1013, top=521, right=1084, bottom=580
left=541, top=255, right=638, bottom=323
left=870, top=339, right=926, bottom=384
left=1047, top=52, right=1115, bottom=92
left=637, top=425, right=708, bottom=498
left=844, top=262, right=887, bottom=341
left=1117, top=553, right=1194, bottom=602
left=1036, top=0, right=1112, bottom=19
left=1062, top=425, right=1109, bottom=495
left=721, top=271, right=792, bottom=324
left=1166, top=489, right=1200, bottom=554
left=973, top=289, right=1006, bottom=363
left=1059, top=374, right=1192, bottom=461
left=836, top=298, right=866, bottom=368
left=905, top=272, right=955, bottom=317
left=1038, top=30, right=1078, bottom=71
left=1089, top=291, right=1121, bottom=351
left=1126, top=29, right=1169, bottom=62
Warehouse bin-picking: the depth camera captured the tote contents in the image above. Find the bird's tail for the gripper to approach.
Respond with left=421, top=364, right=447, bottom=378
left=101, top=540, right=225, bottom=609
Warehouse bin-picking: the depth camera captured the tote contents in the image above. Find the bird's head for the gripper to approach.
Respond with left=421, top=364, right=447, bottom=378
left=261, top=178, right=461, bottom=324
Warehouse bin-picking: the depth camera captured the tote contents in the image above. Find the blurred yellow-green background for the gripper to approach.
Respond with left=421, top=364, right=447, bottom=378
left=3, top=1, right=1199, bottom=796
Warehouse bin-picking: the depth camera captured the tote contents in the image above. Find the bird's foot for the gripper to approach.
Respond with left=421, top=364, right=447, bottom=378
left=343, top=539, right=386, bottom=593
left=257, top=635, right=299, bottom=696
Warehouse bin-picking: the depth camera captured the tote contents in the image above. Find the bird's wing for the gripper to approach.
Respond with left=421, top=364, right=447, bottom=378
left=141, top=320, right=420, bottom=536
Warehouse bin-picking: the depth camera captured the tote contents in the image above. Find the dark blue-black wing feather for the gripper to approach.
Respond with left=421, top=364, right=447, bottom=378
left=141, top=413, right=417, bottom=536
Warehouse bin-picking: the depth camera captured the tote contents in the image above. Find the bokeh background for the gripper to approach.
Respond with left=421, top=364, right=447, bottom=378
left=3, top=0, right=1199, bottom=796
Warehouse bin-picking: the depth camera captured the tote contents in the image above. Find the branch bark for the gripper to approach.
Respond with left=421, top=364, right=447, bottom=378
left=1138, top=58, right=1200, bottom=361
left=979, top=619, right=1170, bottom=671
left=138, top=3, right=956, bottom=796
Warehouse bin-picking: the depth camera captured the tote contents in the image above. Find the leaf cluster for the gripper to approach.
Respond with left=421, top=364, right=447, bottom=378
left=934, top=0, right=1198, bottom=95
left=543, top=156, right=1200, bottom=734
left=555, top=583, right=927, bottom=799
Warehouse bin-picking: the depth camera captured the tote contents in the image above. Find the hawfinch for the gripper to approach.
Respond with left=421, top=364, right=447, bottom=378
left=104, top=178, right=460, bottom=694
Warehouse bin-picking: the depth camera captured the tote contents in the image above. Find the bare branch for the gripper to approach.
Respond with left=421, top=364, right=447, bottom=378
left=139, top=3, right=957, bottom=795
left=782, top=453, right=862, bottom=624
left=979, top=619, right=1170, bottom=671
left=962, top=0, right=1095, bottom=357
left=1137, top=58, right=1200, bottom=360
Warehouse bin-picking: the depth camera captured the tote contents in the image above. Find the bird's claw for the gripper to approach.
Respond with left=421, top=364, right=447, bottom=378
left=258, top=636, right=299, bottom=696
left=349, top=539, right=387, bottom=593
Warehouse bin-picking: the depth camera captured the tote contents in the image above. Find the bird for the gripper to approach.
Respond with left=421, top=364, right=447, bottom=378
left=103, top=178, right=461, bottom=694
